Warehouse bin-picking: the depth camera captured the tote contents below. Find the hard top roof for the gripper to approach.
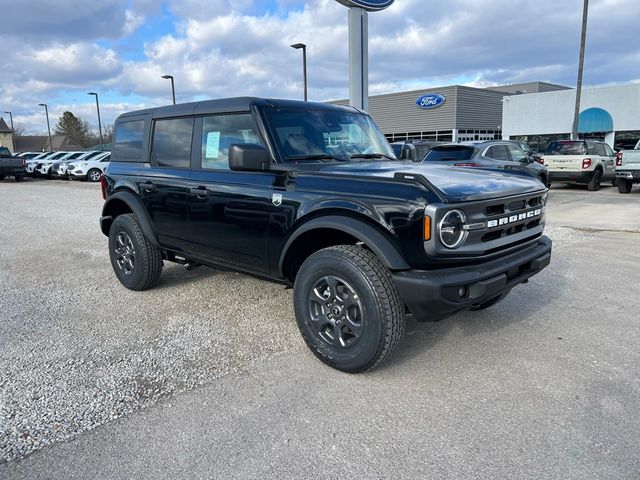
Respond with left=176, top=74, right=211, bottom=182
left=118, top=97, right=361, bottom=121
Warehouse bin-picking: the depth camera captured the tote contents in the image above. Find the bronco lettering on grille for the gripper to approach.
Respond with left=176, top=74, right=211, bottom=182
left=486, top=208, right=542, bottom=228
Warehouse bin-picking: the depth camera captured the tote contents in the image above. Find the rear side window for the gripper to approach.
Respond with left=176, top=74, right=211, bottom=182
left=200, top=114, right=263, bottom=170
left=486, top=145, right=510, bottom=161
left=424, top=146, right=475, bottom=162
left=114, top=121, right=145, bottom=159
left=152, top=118, right=194, bottom=169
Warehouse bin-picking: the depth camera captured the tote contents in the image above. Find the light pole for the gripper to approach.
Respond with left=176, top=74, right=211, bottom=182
left=3, top=111, right=13, bottom=131
left=572, top=0, right=589, bottom=140
left=38, top=103, right=53, bottom=151
left=290, top=43, right=308, bottom=101
left=88, top=92, right=104, bottom=149
left=161, top=75, right=176, bottom=105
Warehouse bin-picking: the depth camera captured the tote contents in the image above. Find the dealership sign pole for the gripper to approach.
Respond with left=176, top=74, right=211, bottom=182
left=335, top=1, right=394, bottom=111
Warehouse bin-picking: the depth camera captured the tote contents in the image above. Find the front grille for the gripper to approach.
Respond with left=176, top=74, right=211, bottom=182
left=425, top=191, right=547, bottom=258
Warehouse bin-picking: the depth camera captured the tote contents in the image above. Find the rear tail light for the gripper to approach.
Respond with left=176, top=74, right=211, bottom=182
left=454, top=162, right=481, bottom=167
left=582, top=158, right=592, bottom=169
left=616, top=152, right=623, bottom=167
left=100, top=174, right=107, bottom=200
left=535, top=156, right=545, bottom=165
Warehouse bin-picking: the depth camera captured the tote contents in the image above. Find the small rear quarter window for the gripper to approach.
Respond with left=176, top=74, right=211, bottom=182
left=114, top=120, right=145, bottom=160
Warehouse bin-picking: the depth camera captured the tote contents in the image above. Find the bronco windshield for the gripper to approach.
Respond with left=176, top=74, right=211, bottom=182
left=262, top=107, right=396, bottom=162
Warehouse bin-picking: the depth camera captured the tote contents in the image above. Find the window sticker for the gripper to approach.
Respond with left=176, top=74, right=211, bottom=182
left=205, top=131, right=221, bottom=158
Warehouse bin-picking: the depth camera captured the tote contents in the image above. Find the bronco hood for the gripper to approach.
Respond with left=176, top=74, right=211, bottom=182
left=310, top=161, right=545, bottom=203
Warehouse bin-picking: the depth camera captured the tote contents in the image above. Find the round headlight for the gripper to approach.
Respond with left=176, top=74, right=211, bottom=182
left=439, top=210, right=467, bottom=249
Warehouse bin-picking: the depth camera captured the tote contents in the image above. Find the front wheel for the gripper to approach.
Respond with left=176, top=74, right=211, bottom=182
left=587, top=169, right=602, bottom=191
left=15, top=175, right=24, bottom=182
left=108, top=214, right=163, bottom=291
left=293, top=245, right=405, bottom=373
left=87, top=169, right=101, bottom=182
left=618, top=179, right=633, bottom=194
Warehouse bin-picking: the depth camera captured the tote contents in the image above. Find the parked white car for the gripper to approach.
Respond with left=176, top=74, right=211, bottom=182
left=25, top=151, right=55, bottom=176
left=51, top=150, right=108, bottom=179
left=35, top=151, right=79, bottom=178
left=67, top=152, right=111, bottom=181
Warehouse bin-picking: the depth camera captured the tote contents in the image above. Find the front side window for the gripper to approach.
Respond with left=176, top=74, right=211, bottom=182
left=152, top=118, right=194, bottom=168
left=263, top=107, right=395, bottom=162
left=114, top=120, right=145, bottom=159
left=200, top=114, right=264, bottom=170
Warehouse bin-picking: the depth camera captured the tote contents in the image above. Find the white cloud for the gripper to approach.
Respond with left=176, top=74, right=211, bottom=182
left=2, top=0, right=640, bottom=134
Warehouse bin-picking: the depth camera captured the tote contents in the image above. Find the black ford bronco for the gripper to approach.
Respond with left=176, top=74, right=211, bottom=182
left=100, top=98, right=551, bottom=372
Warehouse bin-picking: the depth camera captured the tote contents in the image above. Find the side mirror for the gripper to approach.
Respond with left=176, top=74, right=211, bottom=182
left=400, top=143, right=416, bottom=161
left=229, top=144, right=271, bottom=172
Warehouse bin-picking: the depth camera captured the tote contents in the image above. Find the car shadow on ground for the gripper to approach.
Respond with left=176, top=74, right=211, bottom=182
left=382, top=260, right=570, bottom=371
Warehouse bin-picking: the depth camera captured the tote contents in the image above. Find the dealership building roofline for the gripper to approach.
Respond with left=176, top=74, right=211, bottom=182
left=331, top=81, right=571, bottom=143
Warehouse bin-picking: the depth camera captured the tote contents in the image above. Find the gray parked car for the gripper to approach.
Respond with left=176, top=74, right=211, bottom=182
left=421, top=141, right=549, bottom=185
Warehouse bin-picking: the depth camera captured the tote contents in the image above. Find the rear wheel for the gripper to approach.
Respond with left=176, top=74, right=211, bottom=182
left=87, top=169, right=101, bottom=182
left=587, top=169, right=602, bottom=191
left=618, top=179, right=633, bottom=194
left=15, top=175, right=24, bottom=182
left=293, top=245, right=405, bottom=373
left=108, top=214, right=163, bottom=291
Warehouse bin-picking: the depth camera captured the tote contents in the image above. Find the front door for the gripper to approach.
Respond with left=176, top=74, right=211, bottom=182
left=188, top=113, right=273, bottom=273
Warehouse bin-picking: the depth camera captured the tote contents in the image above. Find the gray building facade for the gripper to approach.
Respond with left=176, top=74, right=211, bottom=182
left=332, top=82, right=569, bottom=143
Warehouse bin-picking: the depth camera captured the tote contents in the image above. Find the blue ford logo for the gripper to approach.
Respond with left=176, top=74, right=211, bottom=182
left=416, top=93, right=446, bottom=109
left=334, top=0, right=394, bottom=11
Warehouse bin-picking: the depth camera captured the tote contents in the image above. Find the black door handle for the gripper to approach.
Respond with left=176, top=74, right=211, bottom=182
left=141, top=182, right=156, bottom=192
left=189, top=187, right=211, bottom=197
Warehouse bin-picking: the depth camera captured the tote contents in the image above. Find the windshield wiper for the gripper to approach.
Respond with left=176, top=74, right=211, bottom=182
left=283, top=154, right=345, bottom=162
left=350, top=153, right=396, bottom=161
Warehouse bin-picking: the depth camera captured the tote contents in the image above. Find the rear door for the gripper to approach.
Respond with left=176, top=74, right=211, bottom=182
left=141, top=117, right=194, bottom=252
left=188, top=112, right=273, bottom=273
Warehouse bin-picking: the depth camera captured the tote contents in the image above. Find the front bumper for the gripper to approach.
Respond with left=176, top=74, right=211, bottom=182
left=392, top=236, right=552, bottom=322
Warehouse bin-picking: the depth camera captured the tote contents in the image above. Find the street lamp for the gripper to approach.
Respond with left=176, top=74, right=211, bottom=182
left=290, top=43, right=308, bottom=101
left=88, top=92, right=104, bottom=150
left=38, top=103, right=53, bottom=151
left=3, top=111, right=13, bottom=131
left=161, top=75, right=176, bottom=105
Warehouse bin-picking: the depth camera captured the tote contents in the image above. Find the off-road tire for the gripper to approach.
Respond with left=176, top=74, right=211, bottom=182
left=15, top=175, right=24, bottom=182
left=108, top=214, right=163, bottom=291
left=618, top=179, right=633, bottom=194
left=293, top=245, right=405, bottom=373
left=587, top=169, right=602, bottom=191
left=87, top=169, right=101, bottom=182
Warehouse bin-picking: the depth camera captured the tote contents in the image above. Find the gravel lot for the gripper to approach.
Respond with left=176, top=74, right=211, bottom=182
left=1, top=178, right=639, bottom=478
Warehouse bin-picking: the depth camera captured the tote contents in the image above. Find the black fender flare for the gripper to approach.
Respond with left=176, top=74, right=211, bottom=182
left=279, top=215, right=411, bottom=275
left=100, top=190, right=158, bottom=246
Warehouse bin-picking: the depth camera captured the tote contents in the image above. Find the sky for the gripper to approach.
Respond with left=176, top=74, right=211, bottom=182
left=1, top=0, right=639, bottom=135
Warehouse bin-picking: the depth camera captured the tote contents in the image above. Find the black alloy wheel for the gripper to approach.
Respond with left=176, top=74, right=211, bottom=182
left=293, top=245, right=405, bottom=373
left=108, top=214, right=163, bottom=290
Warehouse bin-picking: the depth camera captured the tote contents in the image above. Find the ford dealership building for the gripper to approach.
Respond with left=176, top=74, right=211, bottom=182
left=332, top=81, right=570, bottom=143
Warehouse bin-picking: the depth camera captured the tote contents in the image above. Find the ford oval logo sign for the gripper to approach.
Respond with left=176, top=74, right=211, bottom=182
left=416, top=93, right=446, bottom=110
left=335, top=0, right=394, bottom=11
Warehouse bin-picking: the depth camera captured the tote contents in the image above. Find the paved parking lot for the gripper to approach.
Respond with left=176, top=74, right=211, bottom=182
left=1, top=178, right=639, bottom=479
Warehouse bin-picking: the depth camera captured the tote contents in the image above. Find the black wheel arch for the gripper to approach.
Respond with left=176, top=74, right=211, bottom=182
left=279, top=215, right=410, bottom=282
left=100, top=190, right=158, bottom=246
